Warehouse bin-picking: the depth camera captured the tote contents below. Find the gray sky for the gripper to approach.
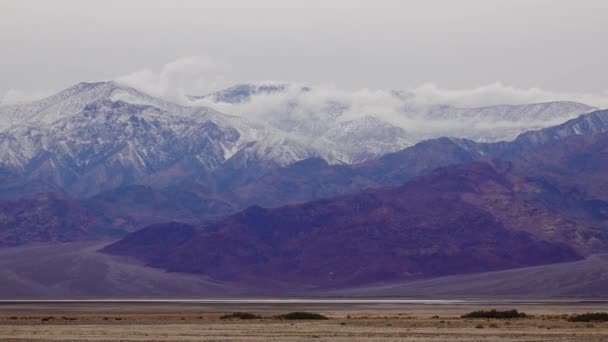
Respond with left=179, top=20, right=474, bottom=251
left=1, top=0, right=607, bottom=106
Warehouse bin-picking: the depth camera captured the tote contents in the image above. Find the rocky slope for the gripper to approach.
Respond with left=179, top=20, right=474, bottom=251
left=101, top=162, right=582, bottom=288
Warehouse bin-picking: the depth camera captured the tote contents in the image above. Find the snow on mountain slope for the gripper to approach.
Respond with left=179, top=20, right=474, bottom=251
left=0, top=81, right=179, bottom=130
left=515, top=109, right=608, bottom=145
left=324, top=116, right=414, bottom=163
left=0, top=99, right=238, bottom=193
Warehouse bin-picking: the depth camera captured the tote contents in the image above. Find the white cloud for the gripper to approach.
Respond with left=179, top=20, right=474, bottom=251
left=182, top=79, right=608, bottom=141
left=114, top=56, right=233, bottom=105
left=192, top=81, right=608, bottom=121
left=0, top=88, right=56, bottom=106
left=107, top=56, right=608, bottom=113
left=4, top=56, right=608, bottom=142
left=409, top=82, right=608, bottom=108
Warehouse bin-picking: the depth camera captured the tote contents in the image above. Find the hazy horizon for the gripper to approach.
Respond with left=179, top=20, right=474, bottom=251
left=1, top=0, right=608, bottom=107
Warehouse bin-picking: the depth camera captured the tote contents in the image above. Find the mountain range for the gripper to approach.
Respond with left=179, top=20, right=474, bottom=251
left=0, top=81, right=595, bottom=197
left=103, top=130, right=608, bottom=289
left=0, top=81, right=607, bottom=295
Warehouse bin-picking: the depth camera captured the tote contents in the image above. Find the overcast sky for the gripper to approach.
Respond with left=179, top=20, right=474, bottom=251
left=1, top=0, right=607, bottom=106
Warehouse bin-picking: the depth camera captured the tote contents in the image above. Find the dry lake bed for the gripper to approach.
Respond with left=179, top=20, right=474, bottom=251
left=0, top=299, right=607, bottom=341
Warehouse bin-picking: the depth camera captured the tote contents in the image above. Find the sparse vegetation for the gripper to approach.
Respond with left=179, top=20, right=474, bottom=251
left=220, top=312, right=261, bottom=320
left=567, top=312, right=608, bottom=322
left=462, top=309, right=527, bottom=319
left=275, top=312, right=329, bottom=320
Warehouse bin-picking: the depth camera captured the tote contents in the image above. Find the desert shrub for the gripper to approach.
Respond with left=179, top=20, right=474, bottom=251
left=462, top=309, right=527, bottom=319
left=567, top=312, right=608, bottom=322
left=275, top=312, right=328, bottom=320
left=220, top=312, right=261, bottom=320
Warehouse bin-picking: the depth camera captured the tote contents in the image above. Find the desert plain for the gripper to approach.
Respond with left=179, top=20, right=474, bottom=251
left=0, top=300, right=607, bottom=341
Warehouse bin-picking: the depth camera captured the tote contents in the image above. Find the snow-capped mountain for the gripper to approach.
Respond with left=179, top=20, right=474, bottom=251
left=0, top=81, right=601, bottom=196
left=0, top=82, right=346, bottom=195
left=0, top=82, right=183, bottom=130
left=198, top=83, right=596, bottom=160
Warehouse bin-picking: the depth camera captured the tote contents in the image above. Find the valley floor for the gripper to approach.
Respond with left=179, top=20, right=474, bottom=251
left=0, top=301, right=607, bottom=341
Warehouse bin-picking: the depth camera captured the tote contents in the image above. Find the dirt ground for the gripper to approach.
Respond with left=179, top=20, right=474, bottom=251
left=0, top=301, right=607, bottom=341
